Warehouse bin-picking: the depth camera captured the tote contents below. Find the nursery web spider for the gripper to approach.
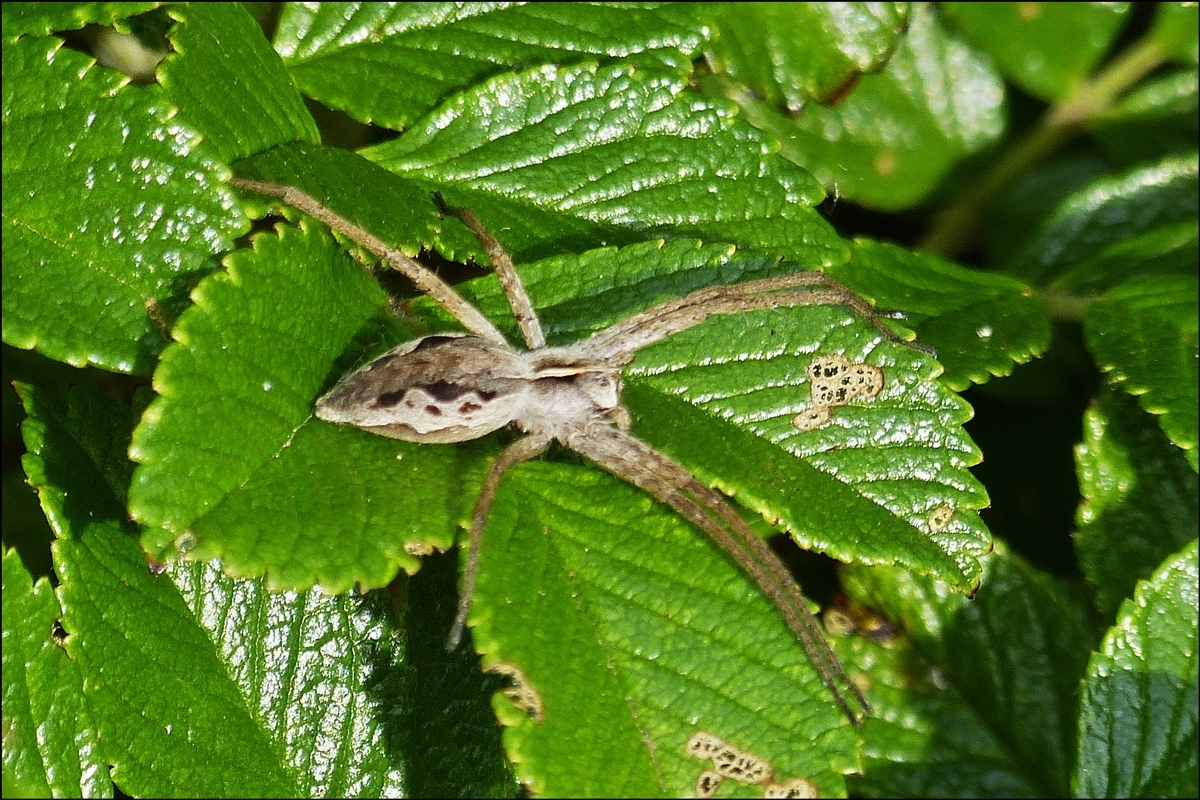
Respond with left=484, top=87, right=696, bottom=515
left=230, top=176, right=930, bottom=726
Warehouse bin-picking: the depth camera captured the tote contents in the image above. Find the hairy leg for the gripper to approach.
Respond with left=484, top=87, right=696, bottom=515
left=575, top=271, right=934, bottom=364
left=439, top=198, right=547, bottom=350
left=447, top=433, right=553, bottom=649
left=562, top=422, right=870, bottom=726
left=229, top=177, right=508, bottom=345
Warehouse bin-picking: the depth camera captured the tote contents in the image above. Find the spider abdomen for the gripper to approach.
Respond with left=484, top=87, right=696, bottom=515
left=315, top=333, right=532, bottom=443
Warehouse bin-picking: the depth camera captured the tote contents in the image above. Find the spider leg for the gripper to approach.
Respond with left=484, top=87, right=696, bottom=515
left=447, top=433, right=553, bottom=650
left=575, top=271, right=934, bottom=363
left=437, top=198, right=547, bottom=351
left=228, top=177, right=508, bottom=346
left=561, top=423, right=871, bottom=726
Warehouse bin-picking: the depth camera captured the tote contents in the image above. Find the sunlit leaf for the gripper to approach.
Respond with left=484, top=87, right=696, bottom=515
left=833, top=240, right=1051, bottom=390
left=160, top=3, right=319, bottom=163
left=2, top=35, right=243, bottom=375
left=1073, top=539, right=1199, bottom=798
left=274, top=2, right=708, bottom=129
left=707, top=3, right=909, bottom=108
left=363, top=60, right=847, bottom=260
left=744, top=4, right=1005, bottom=210
left=18, top=381, right=508, bottom=797
left=1006, top=152, right=1199, bottom=290
left=2, top=547, right=107, bottom=798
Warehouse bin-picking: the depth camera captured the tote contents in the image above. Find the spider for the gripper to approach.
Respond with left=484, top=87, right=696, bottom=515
left=230, top=176, right=931, bottom=726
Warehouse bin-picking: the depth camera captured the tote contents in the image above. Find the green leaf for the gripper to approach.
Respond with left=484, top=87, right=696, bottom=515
left=1006, top=152, right=1199, bottom=289
left=59, top=537, right=394, bottom=797
left=159, top=3, right=319, bottom=163
left=17, top=380, right=511, bottom=797
left=362, top=60, right=848, bottom=260
left=235, top=141, right=483, bottom=263
left=1053, top=218, right=1199, bottom=296
left=2, top=34, right=244, bottom=375
left=834, top=239, right=1052, bottom=390
left=707, top=3, right=910, bottom=108
left=941, top=2, right=1130, bottom=101
left=751, top=3, right=1006, bottom=211
left=2, top=547, right=108, bottom=798
left=6, top=10, right=1018, bottom=794
left=452, top=232, right=986, bottom=784
left=1073, top=539, right=1199, bottom=798
left=980, top=151, right=1112, bottom=268
left=472, top=463, right=860, bottom=797
left=274, top=2, right=708, bottom=130
left=448, top=235, right=989, bottom=589
left=1084, top=274, right=1199, bottom=471
left=18, top=382, right=291, bottom=796
left=624, top=382, right=978, bottom=589
left=843, top=546, right=1096, bottom=798
left=163, top=562, right=416, bottom=798
left=1075, top=389, right=1199, bottom=615
left=0, top=1, right=158, bottom=37
left=128, top=164, right=987, bottom=789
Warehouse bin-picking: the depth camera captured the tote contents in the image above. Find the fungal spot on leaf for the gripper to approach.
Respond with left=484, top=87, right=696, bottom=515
left=487, top=661, right=544, bottom=723
left=696, top=771, right=724, bottom=798
left=927, top=505, right=954, bottom=532
left=713, top=745, right=773, bottom=785
left=144, top=296, right=171, bottom=339
left=172, top=531, right=197, bottom=558
left=686, top=731, right=773, bottom=786
left=794, top=354, right=884, bottom=430
left=764, top=777, right=819, bottom=798
left=823, top=608, right=855, bottom=637
left=825, top=605, right=899, bottom=651
left=807, top=355, right=883, bottom=408
left=792, top=405, right=832, bottom=432
left=686, top=731, right=728, bottom=760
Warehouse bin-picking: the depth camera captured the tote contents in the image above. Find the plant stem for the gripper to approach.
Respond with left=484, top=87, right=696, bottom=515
left=919, top=35, right=1169, bottom=257
left=1040, top=288, right=1093, bottom=323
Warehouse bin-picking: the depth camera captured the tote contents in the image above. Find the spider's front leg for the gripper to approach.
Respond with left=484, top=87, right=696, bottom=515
left=574, top=271, right=934, bottom=364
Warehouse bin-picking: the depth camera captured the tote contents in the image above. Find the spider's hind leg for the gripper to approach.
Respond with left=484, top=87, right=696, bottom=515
left=228, top=177, right=507, bottom=344
left=447, top=433, right=553, bottom=650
